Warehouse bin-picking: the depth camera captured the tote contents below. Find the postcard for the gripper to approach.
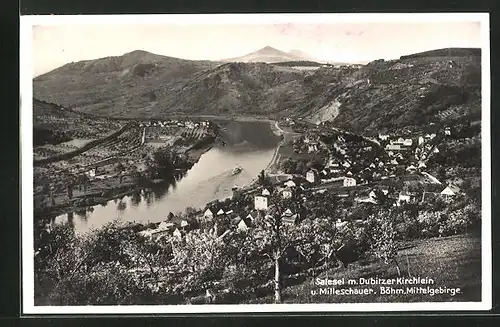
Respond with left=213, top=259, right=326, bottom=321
left=20, top=13, right=491, bottom=314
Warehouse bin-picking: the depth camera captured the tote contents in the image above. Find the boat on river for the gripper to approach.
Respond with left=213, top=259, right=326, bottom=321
left=231, top=165, right=243, bottom=175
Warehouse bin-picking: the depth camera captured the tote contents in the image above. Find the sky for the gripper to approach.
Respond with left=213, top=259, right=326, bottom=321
left=32, top=20, right=482, bottom=76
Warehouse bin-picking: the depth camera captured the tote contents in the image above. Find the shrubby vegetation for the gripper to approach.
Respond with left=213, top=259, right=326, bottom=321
left=33, top=127, right=72, bottom=146
left=35, top=186, right=481, bottom=304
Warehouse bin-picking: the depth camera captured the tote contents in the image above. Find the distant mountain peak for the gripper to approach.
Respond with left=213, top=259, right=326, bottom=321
left=222, top=46, right=314, bottom=63
left=257, top=46, right=286, bottom=54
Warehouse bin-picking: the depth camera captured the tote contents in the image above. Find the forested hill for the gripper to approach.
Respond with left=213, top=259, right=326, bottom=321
left=33, top=48, right=481, bottom=135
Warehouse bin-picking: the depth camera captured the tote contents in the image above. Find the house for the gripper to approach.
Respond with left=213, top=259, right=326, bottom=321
left=335, top=219, right=348, bottom=228
left=85, top=168, right=96, bottom=178
left=282, top=209, right=298, bottom=225
left=406, top=165, right=417, bottom=172
left=327, top=158, right=340, bottom=168
left=217, top=209, right=225, bottom=216
left=284, top=180, right=296, bottom=188
left=398, top=192, right=412, bottom=205
left=173, top=228, right=183, bottom=239
left=403, top=139, right=413, bottom=147
left=306, top=169, right=318, bottom=183
left=138, top=229, right=154, bottom=239
left=254, top=195, right=269, bottom=210
left=343, top=177, right=356, bottom=187
left=433, top=147, right=440, bottom=153
left=225, top=210, right=234, bottom=215
left=369, top=163, right=376, bottom=168
left=308, top=144, right=318, bottom=153
left=441, top=184, right=461, bottom=196
left=445, top=128, right=451, bottom=136
left=158, top=221, right=171, bottom=231
left=346, top=171, right=353, bottom=176
left=393, top=137, right=405, bottom=145
left=418, top=162, right=427, bottom=169
left=342, top=161, right=351, bottom=168
left=180, top=220, right=189, bottom=229
left=237, top=219, right=250, bottom=232
left=356, top=197, right=377, bottom=204
left=418, top=136, right=425, bottom=145
left=262, top=188, right=271, bottom=196
left=204, top=209, right=214, bottom=219
left=386, top=144, right=404, bottom=151
left=282, top=188, right=293, bottom=199
left=246, top=212, right=257, bottom=222
left=382, top=189, right=389, bottom=195
left=369, top=190, right=377, bottom=199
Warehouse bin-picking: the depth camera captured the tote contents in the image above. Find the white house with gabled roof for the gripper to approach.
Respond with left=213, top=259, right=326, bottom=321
left=204, top=208, right=213, bottom=219
left=254, top=195, right=268, bottom=210
left=237, top=219, right=249, bottom=232
left=343, top=177, right=356, bottom=187
left=441, top=184, right=460, bottom=196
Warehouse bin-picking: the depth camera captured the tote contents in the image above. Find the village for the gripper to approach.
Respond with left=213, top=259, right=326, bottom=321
left=33, top=116, right=217, bottom=217
left=134, top=117, right=474, bottom=244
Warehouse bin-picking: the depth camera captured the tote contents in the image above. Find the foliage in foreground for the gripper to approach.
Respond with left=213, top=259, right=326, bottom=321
left=34, top=193, right=481, bottom=305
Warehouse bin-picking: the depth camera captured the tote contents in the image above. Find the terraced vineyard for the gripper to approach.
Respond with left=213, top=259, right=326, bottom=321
left=46, top=126, right=145, bottom=168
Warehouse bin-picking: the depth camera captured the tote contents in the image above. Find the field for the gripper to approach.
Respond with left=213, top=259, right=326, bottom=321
left=247, top=231, right=481, bottom=303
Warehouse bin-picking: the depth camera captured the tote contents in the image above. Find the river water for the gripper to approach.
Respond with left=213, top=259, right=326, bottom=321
left=55, top=120, right=279, bottom=233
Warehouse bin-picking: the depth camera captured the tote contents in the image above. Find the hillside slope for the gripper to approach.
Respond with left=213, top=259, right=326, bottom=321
left=33, top=48, right=482, bottom=135
left=326, top=53, right=481, bottom=134
left=34, top=50, right=220, bottom=116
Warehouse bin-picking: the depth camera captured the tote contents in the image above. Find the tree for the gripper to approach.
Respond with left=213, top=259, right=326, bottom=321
left=34, top=221, right=174, bottom=305
left=229, top=193, right=336, bottom=303
left=170, top=229, right=229, bottom=298
left=367, top=210, right=402, bottom=276
left=258, top=170, right=270, bottom=187
left=281, top=159, right=297, bottom=174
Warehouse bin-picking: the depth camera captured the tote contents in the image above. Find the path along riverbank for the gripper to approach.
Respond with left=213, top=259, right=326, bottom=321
left=240, top=120, right=285, bottom=191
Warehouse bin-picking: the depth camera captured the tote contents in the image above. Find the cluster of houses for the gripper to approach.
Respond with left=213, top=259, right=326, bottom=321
left=139, top=119, right=211, bottom=129
left=135, top=121, right=463, bottom=243
left=136, top=172, right=463, bottom=243
left=292, top=132, right=332, bottom=154
left=378, top=125, right=452, bottom=175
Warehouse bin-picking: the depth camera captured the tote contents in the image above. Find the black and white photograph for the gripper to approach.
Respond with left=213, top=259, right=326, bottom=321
left=20, top=13, right=491, bottom=313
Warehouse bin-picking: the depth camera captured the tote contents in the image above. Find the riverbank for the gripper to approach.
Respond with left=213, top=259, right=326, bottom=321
left=238, top=120, right=284, bottom=190
left=36, top=118, right=282, bottom=235
left=35, top=137, right=216, bottom=227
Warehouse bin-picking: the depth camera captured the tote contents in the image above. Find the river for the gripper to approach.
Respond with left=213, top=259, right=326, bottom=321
left=55, top=120, right=280, bottom=233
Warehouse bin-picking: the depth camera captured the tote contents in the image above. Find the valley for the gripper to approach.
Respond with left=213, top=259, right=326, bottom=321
left=31, top=46, right=483, bottom=306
